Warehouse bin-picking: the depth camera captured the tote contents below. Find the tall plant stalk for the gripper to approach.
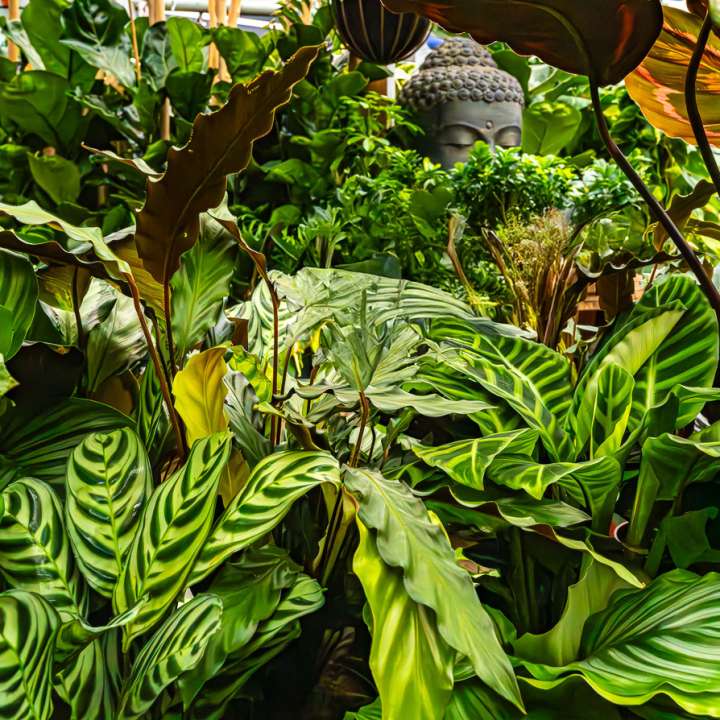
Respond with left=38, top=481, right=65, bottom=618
left=589, top=81, right=720, bottom=319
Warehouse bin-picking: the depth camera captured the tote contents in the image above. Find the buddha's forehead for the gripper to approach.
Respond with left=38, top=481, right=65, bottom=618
left=439, top=100, right=523, bottom=129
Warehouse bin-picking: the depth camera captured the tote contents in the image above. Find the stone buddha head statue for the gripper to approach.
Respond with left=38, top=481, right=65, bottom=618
left=400, top=37, right=525, bottom=168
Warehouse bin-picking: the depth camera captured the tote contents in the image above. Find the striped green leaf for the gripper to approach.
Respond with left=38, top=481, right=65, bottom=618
left=521, top=570, right=720, bottom=714
left=573, top=363, right=634, bottom=459
left=574, top=275, right=718, bottom=433
left=0, top=398, right=133, bottom=488
left=0, top=248, right=38, bottom=359
left=134, top=364, right=170, bottom=466
left=0, top=590, right=59, bottom=720
left=412, top=429, right=538, bottom=491
left=345, top=468, right=522, bottom=710
left=353, top=521, right=455, bottom=720
left=116, top=594, right=223, bottom=720
left=0, top=478, right=87, bottom=617
left=189, top=450, right=340, bottom=585
left=113, top=433, right=231, bottom=648
left=66, top=427, right=153, bottom=597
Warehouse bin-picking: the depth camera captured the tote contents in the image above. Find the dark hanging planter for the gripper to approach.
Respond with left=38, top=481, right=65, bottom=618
left=331, top=0, right=431, bottom=64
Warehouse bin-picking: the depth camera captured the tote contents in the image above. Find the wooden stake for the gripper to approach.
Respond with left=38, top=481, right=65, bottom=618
left=227, top=0, right=242, bottom=28
left=7, top=0, right=20, bottom=63
left=128, top=0, right=142, bottom=82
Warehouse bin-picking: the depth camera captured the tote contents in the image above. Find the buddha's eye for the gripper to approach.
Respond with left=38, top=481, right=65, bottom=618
left=494, top=126, right=522, bottom=148
left=438, top=125, right=480, bottom=148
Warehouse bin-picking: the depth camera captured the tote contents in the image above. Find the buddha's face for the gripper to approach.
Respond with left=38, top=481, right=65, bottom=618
left=414, top=100, right=523, bottom=168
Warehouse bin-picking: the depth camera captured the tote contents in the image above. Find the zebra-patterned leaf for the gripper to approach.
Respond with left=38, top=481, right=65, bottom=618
left=0, top=248, right=38, bottom=359
left=0, top=398, right=133, bottom=488
left=520, top=570, right=720, bottom=715
left=353, top=521, right=455, bottom=720
left=116, top=594, right=223, bottom=720
left=113, top=433, right=231, bottom=648
left=189, top=450, right=340, bottom=585
left=573, top=363, right=634, bottom=460
left=0, top=590, right=59, bottom=720
left=66, top=427, right=153, bottom=597
left=412, top=429, right=538, bottom=491
left=0, top=478, right=87, bottom=617
left=574, top=275, right=718, bottom=433
left=345, top=468, right=523, bottom=710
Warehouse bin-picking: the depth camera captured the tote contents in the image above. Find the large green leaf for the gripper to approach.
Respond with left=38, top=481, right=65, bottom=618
left=189, top=450, right=340, bottom=585
left=66, top=427, right=153, bottom=597
left=167, top=16, right=210, bottom=72
left=380, top=0, right=662, bottom=85
left=0, top=478, right=87, bottom=617
left=345, top=468, right=522, bottom=710
left=116, top=594, right=223, bottom=720
left=0, top=590, right=59, bottom=720
left=171, top=212, right=237, bottom=360
left=521, top=570, right=720, bottom=715
left=354, top=521, right=455, bottom=720
left=135, top=46, right=319, bottom=285
left=0, top=398, right=133, bottom=488
left=0, top=249, right=38, bottom=359
left=27, top=153, right=81, bottom=205
left=113, top=433, right=230, bottom=648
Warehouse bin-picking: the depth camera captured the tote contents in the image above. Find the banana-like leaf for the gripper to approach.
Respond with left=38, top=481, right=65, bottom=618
left=380, top=0, right=662, bottom=85
left=0, top=398, right=133, bottom=488
left=189, top=450, right=340, bottom=585
left=186, top=574, right=324, bottom=719
left=573, top=363, right=634, bottom=459
left=66, top=427, right=153, bottom=597
left=626, top=7, right=720, bottom=146
left=345, top=468, right=522, bottom=710
left=113, top=433, right=231, bottom=648
left=520, top=570, right=720, bottom=715
left=0, top=478, right=87, bottom=617
left=116, top=594, right=223, bottom=720
left=412, top=429, right=538, bottom=491
left=171, top=211, right=237, bottom=360
left=354, top=521, right=455, bottom=720
left=0, top=590, right=59, bottom=720
left=574, top=276, right=718, bottom=433
left=135, top=46, right=319, bottom=284
left=0, top=249, right=38, bottom=359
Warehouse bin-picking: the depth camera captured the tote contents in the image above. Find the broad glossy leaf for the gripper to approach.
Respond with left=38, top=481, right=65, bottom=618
left=167, top=16, right=210, bottom=72
left=0, top=249, right=38, bottom=359
left=521, top=570, right=720, bottom=714
left=380, top=0, right=662, bottom=85
left=113, top=433, right=231, bottom=648
left=135, top=45, right=319, bottom=284
left=116, top=594, right=223, bottom=720
left=412, top=429, right=538, bottom=491
left=66, top=427, right=153, bottom=597
left=0, top=478, right=87, bottom=617
left=0, top=398, right=133, bottom=488
left=345, top=468, right=522, bottom=710
left=0, top=590, right=59, bottom=720
left=171, top=212, right=237, bottom=359
left=626, top=7, right=720, bottom=146
left=354, top=521, right=454, bottom=720
left=189, top=450, right=340, bottom=584
left=27, top=153, right=81, bottom=204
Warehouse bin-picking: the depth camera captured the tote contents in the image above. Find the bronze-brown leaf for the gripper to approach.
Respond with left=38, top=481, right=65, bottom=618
left=380, top=0, right=662, bottom=85
left=134, top=45, right=320, bottom=285
left=626, top=7, right=720, bottom=146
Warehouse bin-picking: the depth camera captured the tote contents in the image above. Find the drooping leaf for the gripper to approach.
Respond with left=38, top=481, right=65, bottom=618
left=0, top=590, right=59, bottom=720
left=0, top=248, right=38, bottom=359
left=0, top=478, right=87, bottom=617
left=354, top=521, right=455, bottom=720
left=345, top=468, right=522, bottom=710
left=380, top=0, right=663, bottom=85
left=626, top=6, right=720, bottom=146
left=65, top=427, right=153, bottom=597
left=134, top=45, right=319, bottom=284
left=113, top=433, right=231, bottom=648
left=520, top=570, right=720, bottom=715
left=116, top=594, right=223, bottom=720
left=189, top=450, right=340, bottom=585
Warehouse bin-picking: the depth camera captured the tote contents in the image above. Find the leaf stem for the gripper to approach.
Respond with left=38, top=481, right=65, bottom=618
left=589, top=80, right=720, bottom=319
left=350, top=392, right=370, bottom=467
left=127, top=274, right=187, bottom=459
left=71, top=268, right=85, bottom=351
left=163, top=283, right=178, bottom=376
left=685, top=12, right=720, bottom=198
